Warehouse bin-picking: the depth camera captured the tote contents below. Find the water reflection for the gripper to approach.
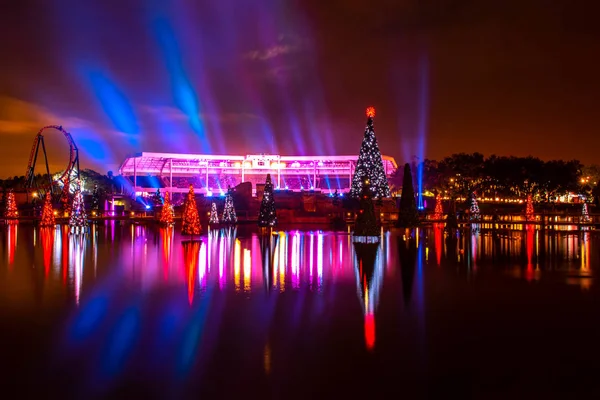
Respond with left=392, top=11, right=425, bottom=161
left=354, top=242, right=384, bottom=351
left=1, top=224, right=600, bottom=396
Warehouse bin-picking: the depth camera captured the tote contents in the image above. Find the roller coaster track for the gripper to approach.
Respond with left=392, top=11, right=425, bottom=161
left=25, top=125, right=80, bottom=194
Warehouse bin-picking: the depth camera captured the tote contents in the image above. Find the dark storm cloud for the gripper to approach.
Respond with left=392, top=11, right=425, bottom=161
left=0, top=0, right=599, bottom=177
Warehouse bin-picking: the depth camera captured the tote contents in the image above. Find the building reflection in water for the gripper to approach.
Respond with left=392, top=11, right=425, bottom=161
left=3, top=223, right=599, bottom=392
left=452, top=227, right=594, bottom=287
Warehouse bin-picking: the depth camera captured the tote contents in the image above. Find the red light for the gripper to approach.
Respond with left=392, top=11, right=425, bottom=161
left=365, top=313, right=375, bottom=350
left=366, top=107, right=375, bottom=118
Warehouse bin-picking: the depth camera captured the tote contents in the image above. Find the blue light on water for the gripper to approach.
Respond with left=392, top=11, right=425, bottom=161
left=101, top=307, right=140, bottom=376
left=70, top=296, right=108, bottom=341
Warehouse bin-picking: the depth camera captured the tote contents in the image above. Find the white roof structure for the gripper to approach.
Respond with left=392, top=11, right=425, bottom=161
left=119, top=152, right=397, bottom=194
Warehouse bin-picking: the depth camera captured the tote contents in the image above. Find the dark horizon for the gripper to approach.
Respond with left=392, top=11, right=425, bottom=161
left=1, top=0, right=599, bottom=177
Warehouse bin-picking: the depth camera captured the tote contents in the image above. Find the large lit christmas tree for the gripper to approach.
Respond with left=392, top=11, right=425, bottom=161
left=159, top=191, right=174, bottom=226
left=396, top=163, right=420, bottom=228
left=4, top=189, right=18, bottom=220
left=582, top=202, right=591, bottom=223
left=433, top=193, right=443, bottom=220
left=468, top=192, right=481, bottom=221
left=221, top=187, right=237, bottom=224
left=182, top=185, right=201, bottom=236
left=354, top=178, right=379, bottom=237
left=258, top=174, right=277, bottom=227
left=40, top=192, right=55, bottom=227
left=209, top=202, right=219, bottom=225
left=525, top=194, right=534, bottom=221
left=69, top=188, right=88, bottom=234
left=350, top=107, right=390, bottom=198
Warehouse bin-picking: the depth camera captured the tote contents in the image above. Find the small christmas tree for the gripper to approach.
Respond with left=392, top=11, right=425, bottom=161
left=152, top=188, right=163, bottom=207
left=525, top=194, right=534, bottom=221
left=91, top=184, right=100, bottom=214
left=159, top=191, right=174, bottom=226
left=433, top=193, right=443, bottom=220
left=354, top=178, right=379, bottom=237
left=221, top=187, right=238, bottom=224
left=396, top=163, right=420, bottom=228
left=69, top=188, right=88, bottom=234
left=182, top=185, right=201, bottom=236
left=4, top=189, right=18, bottom=219
left=468, top=192, right=481, bottom=221
left=209, top=202, right=219, bottom=225
left=332, top=189, right=341, bottom=207
left=350, top=107, right=391, bottom=199
left=40, top=192, right=55, bottom=227
left=258, top=174, right=277, bottom=227
left=582, top=202, right=591, bottom=223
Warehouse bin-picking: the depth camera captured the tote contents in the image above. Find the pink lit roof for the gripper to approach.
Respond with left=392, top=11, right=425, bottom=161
left=119, top=152, right=397, bottom=175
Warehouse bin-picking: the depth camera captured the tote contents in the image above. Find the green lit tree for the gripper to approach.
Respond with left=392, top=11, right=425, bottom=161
left=221, top=187, right=238, bottom=224
left=468, top=192, right=481, bottom=221
left=209, top=202, right=219, bottom=225
left=354, top=178, right=379, bottom=237
left=258, top=174, right=277, bottom=227
left=152, top=188, right=163, bottom=207
left=582, top=202, right=591, bottom=223
left=396, top=163, right=420, bottom=228
left=350, top=107, right=390, bottom=198
left=69, top=188, right=88, bottom=234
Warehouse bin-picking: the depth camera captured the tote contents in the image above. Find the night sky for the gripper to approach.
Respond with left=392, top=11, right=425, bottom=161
left=0, top=0, right=599, bottom=177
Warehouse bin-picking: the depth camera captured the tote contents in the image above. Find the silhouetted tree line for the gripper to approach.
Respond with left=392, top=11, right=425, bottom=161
left=390, top=153, right=599, bottom=204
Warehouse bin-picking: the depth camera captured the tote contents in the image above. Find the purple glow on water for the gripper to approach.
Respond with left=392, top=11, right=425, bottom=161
left=3, top=224, right=600, bottom=397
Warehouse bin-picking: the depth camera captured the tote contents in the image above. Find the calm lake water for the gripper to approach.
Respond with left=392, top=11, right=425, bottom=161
left=1, top=223, right=600, bottom=398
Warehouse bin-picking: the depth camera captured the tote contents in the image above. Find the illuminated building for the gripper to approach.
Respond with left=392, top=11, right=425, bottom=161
left=119, top=152, right=397, bottom=196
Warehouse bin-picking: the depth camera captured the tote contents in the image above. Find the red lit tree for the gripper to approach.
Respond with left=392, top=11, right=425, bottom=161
left=433, top=193, right=443, bottom=220
left=4, top=189, right=18, bottom=220
left=40, top=192, right=56, bottom=227
left=525, top=194, right=534, bottom=221
left=159, top=191, right=174, bottom=226
left=182, top=185, right=201, bottom=236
